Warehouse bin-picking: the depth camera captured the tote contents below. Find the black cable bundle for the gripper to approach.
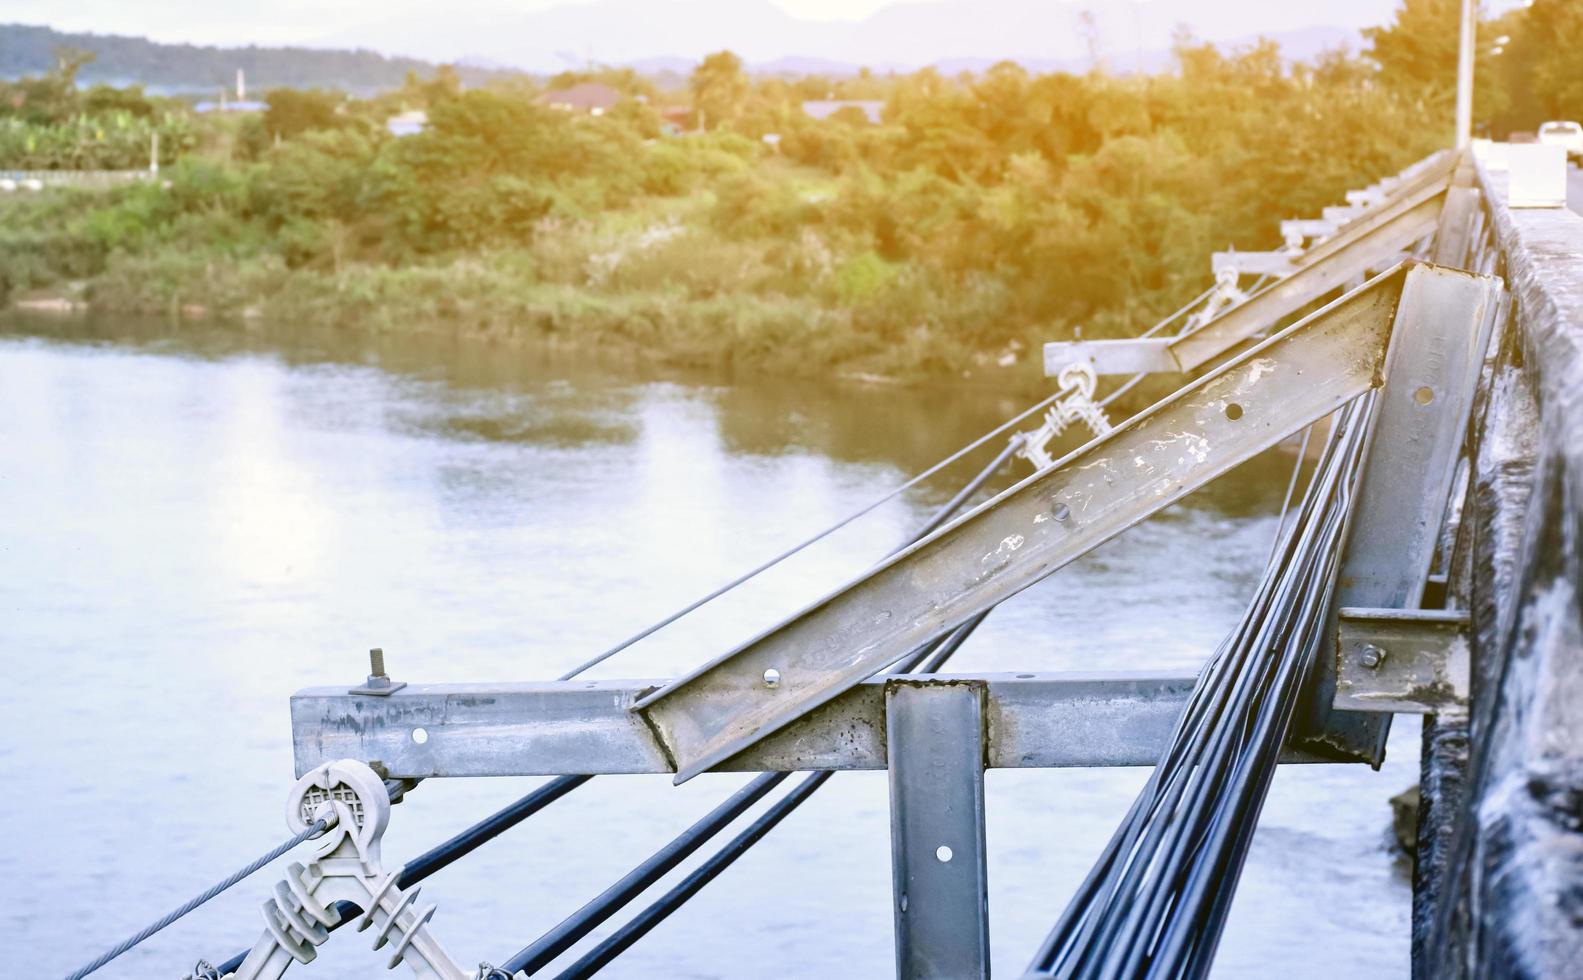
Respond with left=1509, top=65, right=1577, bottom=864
left=1025, top=395, right=1377, bottom=980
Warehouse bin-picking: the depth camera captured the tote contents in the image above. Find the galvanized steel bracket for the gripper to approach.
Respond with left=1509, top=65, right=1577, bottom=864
left=885, top=679, right=990, bottom=980
left=1333, top=608, right=1470, bottom=714
left=1292, top=255, right=1504, bottom=762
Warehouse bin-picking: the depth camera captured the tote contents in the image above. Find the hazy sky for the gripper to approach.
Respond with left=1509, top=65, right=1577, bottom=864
left=6, top=0, right=1531, bottom=66
left=11, top=1, right=902, bottom=45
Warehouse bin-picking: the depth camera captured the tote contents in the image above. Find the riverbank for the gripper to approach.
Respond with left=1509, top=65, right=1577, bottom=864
left=36, top=247, right=1050, bottom=388
left=0, top=178, right=1070, bottom=391
left=0, top=45, right=1442, bottom=391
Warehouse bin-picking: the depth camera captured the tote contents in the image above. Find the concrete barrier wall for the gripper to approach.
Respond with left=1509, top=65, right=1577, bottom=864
left=1443, top=157, right=1583, bottom=978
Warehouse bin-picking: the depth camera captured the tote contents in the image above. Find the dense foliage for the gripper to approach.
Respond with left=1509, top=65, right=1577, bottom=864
left=1, top=1, right=1578, bottom=382
left=0, top=52, right=194, bottom=169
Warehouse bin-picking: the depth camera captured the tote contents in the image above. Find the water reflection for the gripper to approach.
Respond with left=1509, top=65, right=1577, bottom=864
left=0, top=313, right=1414, bottom=980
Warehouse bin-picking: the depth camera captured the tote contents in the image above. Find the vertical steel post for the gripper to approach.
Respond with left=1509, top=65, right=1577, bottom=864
left=885, top=680, right=990, bottom=980
left=1455, top=0, right=1475, bottom=148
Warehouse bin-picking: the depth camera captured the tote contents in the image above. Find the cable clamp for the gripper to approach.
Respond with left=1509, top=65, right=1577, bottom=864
left=1015, top=361, right=1112, bottom=471
left=224, top=760, right=474, bottom=979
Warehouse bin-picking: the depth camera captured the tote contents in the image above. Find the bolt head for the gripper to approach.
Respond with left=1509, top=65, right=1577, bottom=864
left=1360, top=644, right=1387, bottom=669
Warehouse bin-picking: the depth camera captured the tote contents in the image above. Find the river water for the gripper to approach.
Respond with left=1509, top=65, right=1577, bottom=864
left=1, top=315, right=1415, bottom=979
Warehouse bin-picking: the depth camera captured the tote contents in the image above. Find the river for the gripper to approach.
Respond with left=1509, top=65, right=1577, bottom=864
left=0, top=314, right=1416, bottom=978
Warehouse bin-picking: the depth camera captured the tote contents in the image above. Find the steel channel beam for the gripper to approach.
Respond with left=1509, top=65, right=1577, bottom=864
left=635, top=266, right=1413, bottom=784
left=290, top=671, right=1347, bottom=778
left=886, top=680, right=990, bottom=980
left=1304, top=158, right=1454, bottom=264
left=1295, top=264, right=1503, bottom=761
left=1333, top=608, right=1470, bottom=714
left=1431, top=185, right=1481, bottom=270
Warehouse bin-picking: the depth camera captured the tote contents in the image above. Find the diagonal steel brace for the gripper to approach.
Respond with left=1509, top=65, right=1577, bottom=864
left=633, top=264, right=1493, bottom=784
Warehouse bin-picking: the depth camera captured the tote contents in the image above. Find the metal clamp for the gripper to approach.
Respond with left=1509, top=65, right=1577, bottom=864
left=227, top=759, right=476, bottom=979
left=1332, top=608, right=1470, bottom=714
left=1013, top=362, right=1112, bottom=471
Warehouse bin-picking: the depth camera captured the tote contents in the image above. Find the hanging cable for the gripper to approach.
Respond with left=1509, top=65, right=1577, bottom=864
left=553, top=389, right=1064, bottom=680
left=551, top=770, right=833, bottom=980
left=506, top=773, right=792, bottom=973
left=505, top=434, right=1019, bottom=976
left=1265, top=423, right=1315, bottom=568
left=556, top=277, right=1219, bottom=683
left=1024, top=395, right=1376, bottom=979
left=63, top=818, right=329, bottom=980
left=1140, top=283, right=1220, bottom=339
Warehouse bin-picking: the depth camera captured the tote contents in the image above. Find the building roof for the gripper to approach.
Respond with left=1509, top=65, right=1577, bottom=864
left=801, top=100, right=884, bottom=124
left=194, top=100, right=269, bottom=114
left=387, top=109, right=429, bottom=137
left=536, top=82, right=623, bottom=113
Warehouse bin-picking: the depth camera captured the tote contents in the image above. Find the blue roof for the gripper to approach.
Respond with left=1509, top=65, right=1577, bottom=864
left=195, top=100, right=269, bottom=113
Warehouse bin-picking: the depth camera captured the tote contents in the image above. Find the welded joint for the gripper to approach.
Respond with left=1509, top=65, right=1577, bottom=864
left=882, top=677, right=991, bottom=762
left=1332, top=607, right=1470, bottom=714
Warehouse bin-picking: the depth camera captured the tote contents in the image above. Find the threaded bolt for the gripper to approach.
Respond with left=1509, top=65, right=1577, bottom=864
left=370, top=647, right=387, bottom=678
left=1360, top=644, right=1387, bottom=669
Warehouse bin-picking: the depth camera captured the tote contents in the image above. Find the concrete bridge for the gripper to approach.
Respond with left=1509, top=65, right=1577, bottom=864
left=178, top=145, right=1583, bottom=980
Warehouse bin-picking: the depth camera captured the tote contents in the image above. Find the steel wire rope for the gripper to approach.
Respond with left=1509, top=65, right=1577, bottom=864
left=506, top=448, right=1015, bottom=976
left=180, top=281, right=1215, bottom=977
left=555, top=282, right=1210, bottom=683
left=62, top=819, right=330, bottom=980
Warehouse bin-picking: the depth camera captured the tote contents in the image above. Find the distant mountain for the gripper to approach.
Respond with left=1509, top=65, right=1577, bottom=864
left=318, top=0, right=1391, bottom=72
left=0, top=22, right=521, bottom=94
left=0, top=8, right=1371, bottom=97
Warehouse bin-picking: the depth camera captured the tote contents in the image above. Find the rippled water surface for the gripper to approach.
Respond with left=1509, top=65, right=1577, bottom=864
left=0, top=315, right=1416, bottom=978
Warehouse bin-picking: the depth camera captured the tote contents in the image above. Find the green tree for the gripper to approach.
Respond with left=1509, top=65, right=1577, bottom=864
left=690, top=51, right=749, bottom=130
left=1523, top=0, right=1583, bottom=120
left=0, top=46, right=95, bottom=124
left=1365, top=0, right=1462, bottom=97
left=261, top=87, right=349, bottom=142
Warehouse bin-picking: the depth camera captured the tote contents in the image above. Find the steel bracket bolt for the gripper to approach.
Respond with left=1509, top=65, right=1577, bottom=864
left=350, top=647, right=408, bottom=696
left=1359, top=644, right=1388, bottom=670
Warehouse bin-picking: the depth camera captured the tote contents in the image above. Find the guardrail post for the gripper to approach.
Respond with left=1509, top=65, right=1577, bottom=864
left=885, top=679, right=990, bottom=980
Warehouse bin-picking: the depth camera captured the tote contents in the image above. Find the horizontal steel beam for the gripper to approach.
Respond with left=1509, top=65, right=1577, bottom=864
left=637, top=266, right=1413, bottom=783
left=1211, top=251, right=1299, bottom=277
left=291, top=672, right=1337, bottom=778
left=1041, top=337, right=1177, bottom=376
left=1282, top=218, right=1339, bottom=241
left=1332, top=608, right=1471, bottom=714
